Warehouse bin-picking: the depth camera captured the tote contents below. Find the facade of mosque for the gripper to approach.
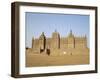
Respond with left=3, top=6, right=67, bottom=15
left=30, top=30, right=89, bottom=56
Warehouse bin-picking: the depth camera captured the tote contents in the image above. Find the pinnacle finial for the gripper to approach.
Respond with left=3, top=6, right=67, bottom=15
left=42, top=32, right=44, bottom=35
left=70, top=29, right=72, bottom=36
left=68, top=29, right=74, bottom=37
left=70, top=29, right=72, bottom=34
left=55, top=29, right=57, bottom=32
left=40, top=32, right=45, bottom=38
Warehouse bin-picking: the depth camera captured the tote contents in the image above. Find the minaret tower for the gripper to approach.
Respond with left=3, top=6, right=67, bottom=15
left=39, top=32, right=46, bottom=50
left=67, top=30, right=75, bottom=48
left=52, top=29, right=60, bottom=49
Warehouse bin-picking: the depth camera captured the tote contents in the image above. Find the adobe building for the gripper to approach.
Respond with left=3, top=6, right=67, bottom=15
left=30, top=30, right=89, bottom=56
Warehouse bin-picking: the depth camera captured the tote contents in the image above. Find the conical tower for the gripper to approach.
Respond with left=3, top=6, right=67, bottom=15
left=67, top=30, right=75, bottom=48
left=51, top=29, right=60, bottom=49
left=39, top=32, right=46, bottom=50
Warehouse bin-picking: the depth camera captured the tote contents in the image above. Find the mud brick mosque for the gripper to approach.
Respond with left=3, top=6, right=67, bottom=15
left=29, top=30, right=89, bottom=56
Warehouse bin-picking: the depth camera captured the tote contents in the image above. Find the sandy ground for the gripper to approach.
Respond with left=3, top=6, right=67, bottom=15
left=26, top=53, right=89, bottom=67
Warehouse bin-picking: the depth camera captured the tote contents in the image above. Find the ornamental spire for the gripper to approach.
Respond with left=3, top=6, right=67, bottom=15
left=68, top=29, right=74, bottom=37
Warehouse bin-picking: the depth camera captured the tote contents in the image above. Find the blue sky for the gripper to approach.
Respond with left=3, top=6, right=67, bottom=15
left=25, top=12, right=89, bottom=48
